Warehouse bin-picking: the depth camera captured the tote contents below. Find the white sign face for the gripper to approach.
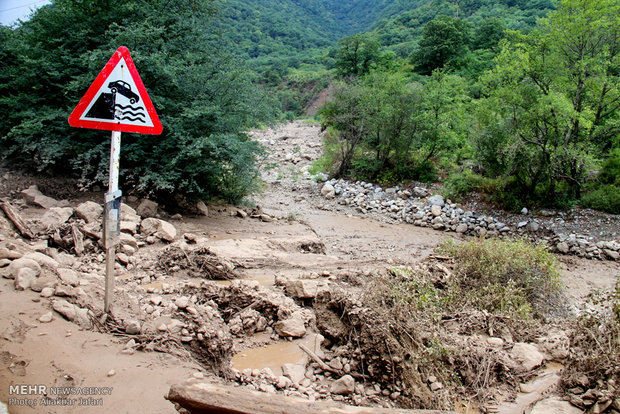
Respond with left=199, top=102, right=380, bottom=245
left=78, top=57, right=155, bottom=128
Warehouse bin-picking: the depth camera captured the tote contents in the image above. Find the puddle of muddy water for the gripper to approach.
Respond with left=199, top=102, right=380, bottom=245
left=231, top=333, right=322, bottom=376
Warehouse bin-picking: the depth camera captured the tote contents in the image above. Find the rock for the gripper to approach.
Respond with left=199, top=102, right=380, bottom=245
left=107, top=370, right=116, bottom=377
left=529, top=221, right=540, bottom=232
left=330, top=375, right=355, bottom=395
left=119, top=232, right=138, bottom=248
left=431, top=205, right=442, bottom=216
left=21, top=185, right=60, bottom=209
left=57, top=268, right=80, bottom=287
left=556, top=242, right=570, bottom=254
left=116, top=253, right=129, bottom=265
left=124, top=319, right=141, bottom=335
left=321, top=183, right=335, bottom=199
left=39, top=207, right=74, bottom=228
left=38, top=312, right=53, bottom=323
left=196, top=201, right=209, bottom=216
left=54, top=285, right=73, bottom=297
left=259, top=214, right=273, bottom=223
left=410, top=187, right=425, bottom=198
left=236, top=209, right=248, bottom=219
left=282, top=363, right=306, bottom=385
left=284, top=279, right=328, bottom=299
left=15, top=268, right=37, bottom=290
left=427, top=195, right=445, bottom=207
left=487, top=337, right=505, bottom=347
left=511, top=342, right=545, bottom=372
left=530, top=397, right=582, bottom=414
left=31, top=275, right=57, bottom=292
left=6, top=258, right=41, bottom=279
left=0, top=247, right=22, bottom=260
left=456, top=223, right=468, bottom=233
left=75, top=201, right=103, bottom=223
left=429, top=382, right=443, bottom=391
left=521, top=207, right=529, bottom=215
left=603, top=249, right=619, bottom=260
left=40, top=287, right=54, bottom=298
left=175, top=297, right=190, bottom=309
left=275, top=376, right=292, bottom=389
left=52, top=299, right=91, bottom=328
left=136, top=199, right=158, bottom=218
left=536, top=329, right=570, bottom=359
left=140, top=218, right=177, bottom=242
left=121, top=203, right=140, bottom=221
left=274, top=311, right=306, bottom=338
left=23, top=252, right=59, bottom=269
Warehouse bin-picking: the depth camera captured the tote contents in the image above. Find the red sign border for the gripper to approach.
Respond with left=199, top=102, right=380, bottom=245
left=68, top=46, right=162, bottom=135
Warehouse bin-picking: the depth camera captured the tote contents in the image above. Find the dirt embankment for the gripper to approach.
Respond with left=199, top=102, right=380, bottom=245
left=0, top=120, right=617, bottom=413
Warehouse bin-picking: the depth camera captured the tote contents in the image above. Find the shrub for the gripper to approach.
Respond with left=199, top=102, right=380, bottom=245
left=439, top=238, right=562, bottom=318
left=581, top=184, right=620, bottom=214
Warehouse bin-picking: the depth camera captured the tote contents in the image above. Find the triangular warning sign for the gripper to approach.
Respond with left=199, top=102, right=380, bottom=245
left=68, top=46, right=162, bottom=135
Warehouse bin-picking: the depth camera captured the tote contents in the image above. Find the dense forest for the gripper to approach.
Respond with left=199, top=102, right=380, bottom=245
left=0, top=0, right=618, bottom=213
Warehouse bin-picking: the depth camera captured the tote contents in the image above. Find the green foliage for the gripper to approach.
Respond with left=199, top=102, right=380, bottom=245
left=442, top=169, right=494, bottom=201
left=475, top=0, right=620, bottom=208
left=439, top=238, right=561, bottom=317
left=412, top=15, right=472, bottom=74
left=1, top=0, right=277, bottom=202
left=318, top=69, right=469, bottom=182
left=334, top=34, right=382, bottom=78
left=581, top=185, right=620, bottom=214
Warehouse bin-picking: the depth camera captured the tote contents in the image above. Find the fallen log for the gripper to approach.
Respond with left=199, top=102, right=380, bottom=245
left=166, top=380, right=457, bottom=414
left=0, top=200, right=34, bottom=239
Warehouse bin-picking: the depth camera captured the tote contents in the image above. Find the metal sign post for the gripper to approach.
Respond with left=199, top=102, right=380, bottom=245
left=68, top=46, right=162, bottom=315
left=104, top=130, right=122, bottom=314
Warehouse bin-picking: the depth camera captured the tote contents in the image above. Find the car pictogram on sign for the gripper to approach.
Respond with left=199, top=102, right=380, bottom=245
left=108, top=80, right=140, bottom=104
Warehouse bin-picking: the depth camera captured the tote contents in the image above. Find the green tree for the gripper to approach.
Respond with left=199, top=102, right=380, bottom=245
left=334, top=34, right=381, bottom=78
left=1, top=0, right=277, bottom=203
left=478, top=0, right=620, bottom=203
left=412, top=15, right=472, bottom=74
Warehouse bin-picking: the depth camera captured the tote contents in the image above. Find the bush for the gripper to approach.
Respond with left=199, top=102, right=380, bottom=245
left=442, top=169, right=494, bottom=201
left=439, top=238, right=562, bottom=318
left=581, top=184, right=620, bottom=214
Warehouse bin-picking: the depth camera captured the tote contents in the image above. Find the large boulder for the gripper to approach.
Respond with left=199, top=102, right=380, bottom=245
left=284, top=279, right=328, bottom=300
left=136, top=199, right=158, bottom=218
left=5, top=258, right=41, bottom=279
left=510, top=342, right=545, bottom=372
left=140, top=218, right=176, bottom=242
left=21, top=185, right=60, bottom=209
left=426, top=195, right=445, bottom=207
left=320, top=183, right=335, bottom=199
left=75, top=201, right=103, bottom=223
left=330, top=375, right=355, bottom=395
left=23, top=252, right=59, bottom=269
left=14, top=268, right=37, bottom=290
left=52, top=299, right=92, bottom=328
left=274, top=311, right=306, bottom=338
left=281, top=363, right=306, bottom=385
left=39, top=207, right=74, bottom=228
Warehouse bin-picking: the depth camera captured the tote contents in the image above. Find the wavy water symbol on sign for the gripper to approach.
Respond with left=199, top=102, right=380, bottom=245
left=114, top=103, right=146, bottom=124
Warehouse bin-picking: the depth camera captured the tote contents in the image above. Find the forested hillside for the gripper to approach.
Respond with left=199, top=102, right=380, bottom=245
left=1, top=0, right=617, bottom=214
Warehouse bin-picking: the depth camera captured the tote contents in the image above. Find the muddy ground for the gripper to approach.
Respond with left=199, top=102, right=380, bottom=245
left=0, top=120, right=618, bottom=414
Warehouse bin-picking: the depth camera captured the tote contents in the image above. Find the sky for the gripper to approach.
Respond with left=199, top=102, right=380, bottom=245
left=0, top=0, right=50, bottom=26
